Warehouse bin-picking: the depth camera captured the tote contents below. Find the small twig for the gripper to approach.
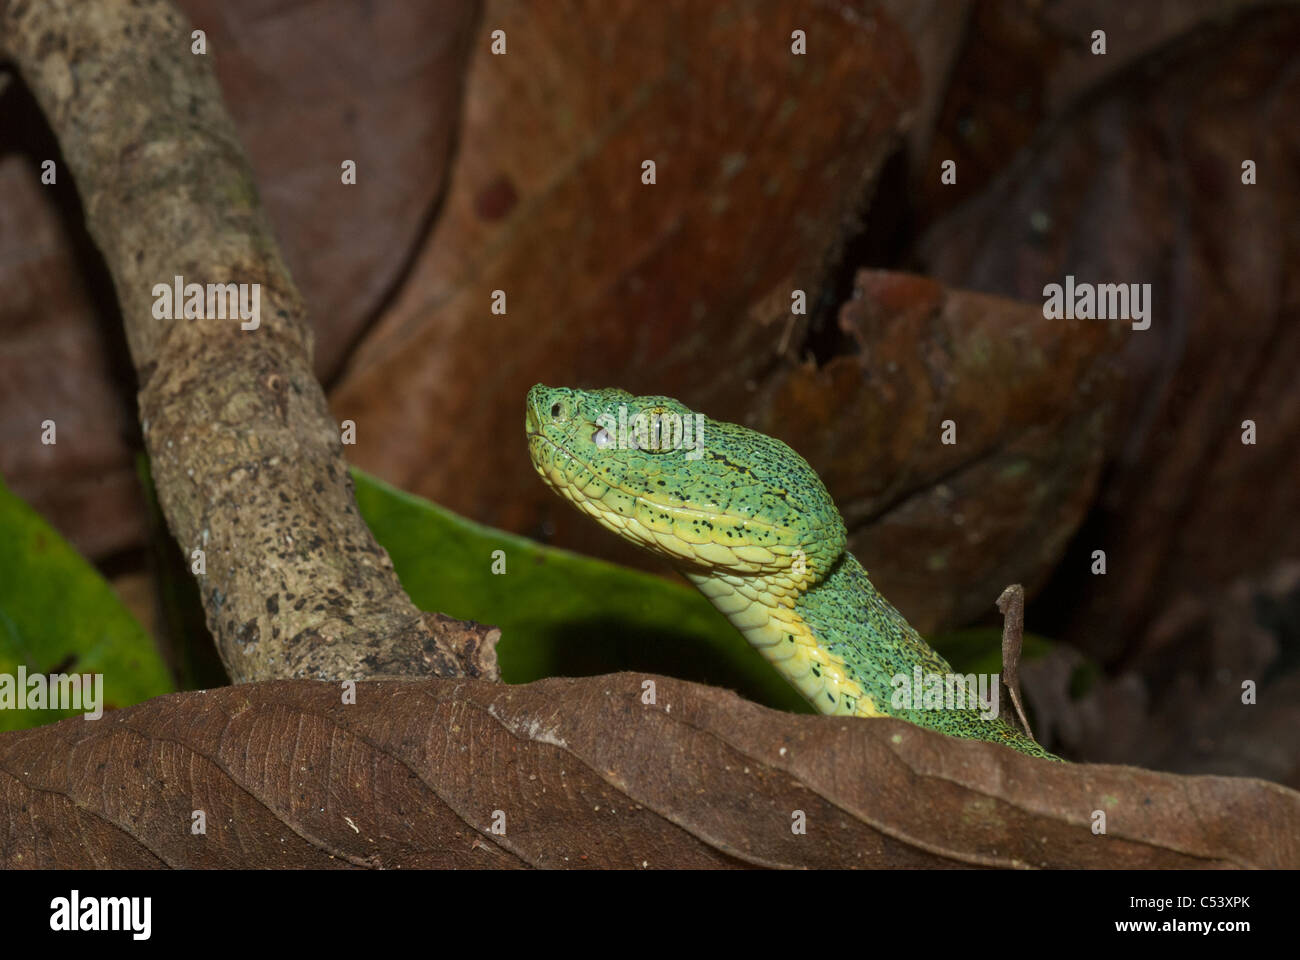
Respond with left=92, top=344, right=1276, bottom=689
left=996, top=584, right=1036, bottom=740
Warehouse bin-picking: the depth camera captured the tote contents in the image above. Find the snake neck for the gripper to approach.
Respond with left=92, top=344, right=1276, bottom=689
left=683, top=555, right=892, bottom=718
left=687, top=553, right=1062, bottom=760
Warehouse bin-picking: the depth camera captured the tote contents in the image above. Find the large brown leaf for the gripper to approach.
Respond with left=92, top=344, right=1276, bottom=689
left=2, top=677, right=1294, bottom=868
left=330, top=0, right=921, bottom=558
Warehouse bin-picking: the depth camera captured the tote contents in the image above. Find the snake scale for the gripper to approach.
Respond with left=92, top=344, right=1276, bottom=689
left=526, top=384, right=1061, bottom=761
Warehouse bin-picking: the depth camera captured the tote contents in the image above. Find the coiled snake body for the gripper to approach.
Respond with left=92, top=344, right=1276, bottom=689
left=527, top=385, right=1060, bottom=761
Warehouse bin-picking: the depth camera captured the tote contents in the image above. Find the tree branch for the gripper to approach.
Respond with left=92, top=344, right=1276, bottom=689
left=0, top=0, right=497, bottom=682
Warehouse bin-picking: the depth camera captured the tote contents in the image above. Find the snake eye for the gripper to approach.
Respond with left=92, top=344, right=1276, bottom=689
left=592, top=426, right=613, bottom=449
left=629, top=405, right=683, bottom=454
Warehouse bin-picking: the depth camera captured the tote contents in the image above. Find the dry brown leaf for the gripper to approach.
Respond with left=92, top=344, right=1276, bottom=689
left=768, top=271, right=1122, bottom=633
left=331, top=0, right=921, bottom=560
left=1023, top=565, right=1300, bottom=785
left=915, top=0, right=1282, bottom=224
left=2, top=676, right=1294, bottom=869
left=329, top=0, right=1126, bottom=637
left=919, top=7, right=1300, bottom=667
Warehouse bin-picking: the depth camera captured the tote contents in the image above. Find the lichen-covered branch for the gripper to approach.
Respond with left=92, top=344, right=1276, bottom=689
left=0, top=0, right=497, bottom=682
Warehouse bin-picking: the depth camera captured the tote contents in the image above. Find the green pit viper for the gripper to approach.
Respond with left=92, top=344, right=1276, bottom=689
left=526, top=384, right=1061, bottom=761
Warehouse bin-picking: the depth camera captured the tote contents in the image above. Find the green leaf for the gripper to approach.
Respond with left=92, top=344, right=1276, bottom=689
left=0, top=475, right=174, bottom=731
left=353, top=469, right=1068, bottom=716
left=352, top=468, right=812, bottom=713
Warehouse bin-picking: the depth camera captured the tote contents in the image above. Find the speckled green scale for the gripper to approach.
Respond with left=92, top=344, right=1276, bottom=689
left=526, top=384, right=1061, bottom=761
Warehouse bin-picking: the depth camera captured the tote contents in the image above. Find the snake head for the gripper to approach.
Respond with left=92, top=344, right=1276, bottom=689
left=526, top=384, right=846, bottom=588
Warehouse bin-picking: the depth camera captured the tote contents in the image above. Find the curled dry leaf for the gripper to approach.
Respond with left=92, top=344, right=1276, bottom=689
left=768, top=271, right=1123, bottom=634
left=1, top=677, right=1295, bottom=869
